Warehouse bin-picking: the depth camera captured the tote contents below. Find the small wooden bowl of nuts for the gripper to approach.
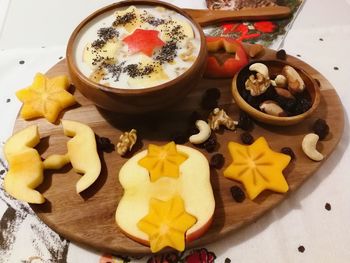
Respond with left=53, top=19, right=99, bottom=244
left=231, top=60, right=320, bottom=126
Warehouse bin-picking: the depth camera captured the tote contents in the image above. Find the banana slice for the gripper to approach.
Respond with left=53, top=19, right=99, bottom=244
left=83, top=39, right=120, bottom=69
left=114, top=6, right=141, bottom=33
left=157, top=18, right=194, bottom=43
left=127, top=56, right=168, bottom=88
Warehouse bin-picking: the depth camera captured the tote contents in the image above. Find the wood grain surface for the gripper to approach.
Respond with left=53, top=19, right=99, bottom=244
left=13, top=48, right=344, bottom=255
left=185, top=6, right=291, bottom=26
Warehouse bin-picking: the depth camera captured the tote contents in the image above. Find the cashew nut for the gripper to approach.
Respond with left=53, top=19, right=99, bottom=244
left=302, top=133, right=324, bottom=161
left=189, top=120, right=211, bottom=144
left=249, top=63, right=269, bottom=78
left=282, top=65, right=305, bottom=93
left=259, top=100, right=287, bottom=117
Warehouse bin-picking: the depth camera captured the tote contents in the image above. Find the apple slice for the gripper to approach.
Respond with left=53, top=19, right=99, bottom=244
left=115, top=144, right=215, bottom=249
left=83, top=39, right=121, bottom=69
left=44, top=120, right=101, bottom=194
left=3, top=125, right=45, bottom=204
left=157, top=18, right=194, bottom=43
left=62, top=120, right=101, bottom=193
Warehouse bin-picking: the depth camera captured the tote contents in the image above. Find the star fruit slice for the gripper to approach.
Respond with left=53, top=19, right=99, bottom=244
left=138, top=142, right=188, bottom=182
left=16, top=73, right=76, bottom=123
left=224, top=137, right=291, bottom=200
left=137, top=196, right=197, bottom=252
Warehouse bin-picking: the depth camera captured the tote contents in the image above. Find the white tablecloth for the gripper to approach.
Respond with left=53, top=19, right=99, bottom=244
left=0, top=1, right=350, bottom=262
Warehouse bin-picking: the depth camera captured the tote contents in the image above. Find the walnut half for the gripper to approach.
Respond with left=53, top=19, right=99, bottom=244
left=208, top=108, right=237, bottom=131
left=117, top=129, right=137, bottom=156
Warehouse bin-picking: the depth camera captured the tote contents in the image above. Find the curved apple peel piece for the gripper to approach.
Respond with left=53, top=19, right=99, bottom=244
left=61, top=120, right=101, bottom=193
left=3, top=125, right=45, bottom=204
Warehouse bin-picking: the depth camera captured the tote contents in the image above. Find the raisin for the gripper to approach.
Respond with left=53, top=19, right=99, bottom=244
left=293, top=97, right=311, bottom=115
left=246, top=95, right=260, bottom=109
left=206, top=88, right=221, bottom=100
left=261, top=85, right=277, bottom=101
left=325, top=203, right=331, bottom=211
left=313, top=118, right=329, bottom=140
left=241, top=132, right=254, bottom=145
left=225, top=258, right=231, bottom=263
left=298, top=246, right=305, bottom=253
left=187, top=126, right=199, bottom=136
left=188, top=111, right=201, bottom=123
left=230, top=186, right=246, bottom=203
left=200, top=96, right=218, bottom=110
left=239, top=87, right=250, bottom=101
left=96, top=135, right=115, bottom=153
left=210, top=153, right=225, bottom=169
left=276, top=97, right=296, bottom=113
left=200, top=88, right=220, bottom=110
left=281, top=147, right=295, bottom=160
left=237, top=111, right=254, bottom=131
left=171, top=132, right=188, bottom=144
left=202, top=137, right=217, bottom=153
left=276, top=49, right=287, bottom=60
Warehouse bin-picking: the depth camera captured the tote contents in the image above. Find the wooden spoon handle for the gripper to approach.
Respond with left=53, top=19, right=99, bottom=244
left=184, top=6, right=292, bottom=27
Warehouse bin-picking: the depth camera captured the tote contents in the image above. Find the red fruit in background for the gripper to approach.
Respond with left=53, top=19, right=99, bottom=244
left=123, top=29, right=165, bottom=56
left=254, top=21, right=276, bottom=33
left=205, top=36, right=249, bottom=78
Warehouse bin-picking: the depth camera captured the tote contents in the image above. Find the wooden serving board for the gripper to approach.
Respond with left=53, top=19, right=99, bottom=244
left=13, top=48, right=344, bottom=255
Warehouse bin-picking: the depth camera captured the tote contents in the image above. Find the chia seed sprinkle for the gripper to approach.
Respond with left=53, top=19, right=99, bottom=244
left=102, top=61, right=125, bottom=81
left=155, top=41, right=178, bottom=64
left=123, top=63, right=155, bottom=78
left=97, top=27, right=119, bottom=41
left=113, top=12, right=136, bottom=27
left=91, top=39, right=106, bottom=49
left=166, top=24, right=186, bottom=42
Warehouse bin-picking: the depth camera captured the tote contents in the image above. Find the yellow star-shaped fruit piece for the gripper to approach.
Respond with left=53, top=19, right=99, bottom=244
left=138, top=142, right=188, bottom=182
left=223, top=137, right=291, bottom=200
left=137, top=196, right=197, bottom=252
left=16, top=73, right=76, bottom=123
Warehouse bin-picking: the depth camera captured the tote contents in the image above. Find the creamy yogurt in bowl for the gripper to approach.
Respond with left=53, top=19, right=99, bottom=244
left=66, top=0, right=207, bottom=114
left=73, top=5, right=201, bottom=89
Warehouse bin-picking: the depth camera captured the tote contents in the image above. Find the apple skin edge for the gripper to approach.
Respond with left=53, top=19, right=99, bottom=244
left=120, top=216, right=214, bottom=249
left=205, top=36, right=249, bottom=78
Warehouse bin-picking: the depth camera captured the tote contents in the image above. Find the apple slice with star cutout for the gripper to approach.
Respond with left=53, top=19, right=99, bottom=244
left=115, top=144, right=215, bottom=251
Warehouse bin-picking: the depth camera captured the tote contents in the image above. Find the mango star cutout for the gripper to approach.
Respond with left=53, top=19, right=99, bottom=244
left=16, top=73, right=76, bottom=123
left=138, top=142, right=188, bottom=182
left=223, top=137, right=291, bottom=200
left=137, top=196, right=197, bottom=252
left=123, top=29, right=165, bottom=56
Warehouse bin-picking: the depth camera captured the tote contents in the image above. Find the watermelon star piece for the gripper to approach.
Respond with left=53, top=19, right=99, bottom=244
left=123, top=29, right=165, bottom=57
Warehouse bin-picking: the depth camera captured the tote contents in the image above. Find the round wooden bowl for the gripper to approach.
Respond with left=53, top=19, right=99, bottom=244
left=66, top=0, right=207, bottom=114
left=232, top=60, right=320, bottom=126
